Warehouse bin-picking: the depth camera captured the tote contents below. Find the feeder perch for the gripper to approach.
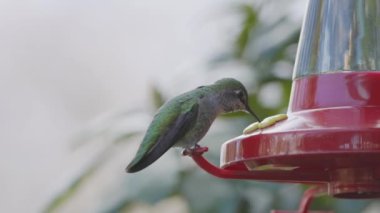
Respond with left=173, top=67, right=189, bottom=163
left=189, top=0, right=380, bottom=212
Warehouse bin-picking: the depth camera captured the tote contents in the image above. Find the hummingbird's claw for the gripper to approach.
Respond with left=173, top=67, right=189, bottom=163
left=182, top=145, right=209, bottom=156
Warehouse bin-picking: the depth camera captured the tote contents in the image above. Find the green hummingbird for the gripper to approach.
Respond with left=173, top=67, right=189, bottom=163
left=126, top=78, right=260, bottom=173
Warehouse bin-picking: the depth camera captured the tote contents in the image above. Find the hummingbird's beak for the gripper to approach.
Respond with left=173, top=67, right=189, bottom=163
left=245, top=104, right=261, bottom=122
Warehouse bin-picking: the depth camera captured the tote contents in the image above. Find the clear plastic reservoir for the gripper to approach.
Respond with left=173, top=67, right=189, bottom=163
left=293, top=0, right=380, bottom=78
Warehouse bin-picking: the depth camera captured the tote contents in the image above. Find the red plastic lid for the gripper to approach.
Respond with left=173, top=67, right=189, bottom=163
left=220, top=72, right=380, bottom=198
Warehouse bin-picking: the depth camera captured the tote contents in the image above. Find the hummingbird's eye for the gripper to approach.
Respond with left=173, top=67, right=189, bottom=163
left=235, top=90, right=244, bottom=100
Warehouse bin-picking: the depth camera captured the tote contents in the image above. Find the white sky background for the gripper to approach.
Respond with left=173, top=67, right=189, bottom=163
left=0, top=0, right=307, bottom=212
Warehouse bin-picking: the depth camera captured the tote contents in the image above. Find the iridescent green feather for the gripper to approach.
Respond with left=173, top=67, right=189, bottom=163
left=126, top=92, right=198, bottom=171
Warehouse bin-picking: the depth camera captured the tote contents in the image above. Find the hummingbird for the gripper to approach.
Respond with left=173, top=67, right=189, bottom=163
left=126, top=78, right=260, bottom=173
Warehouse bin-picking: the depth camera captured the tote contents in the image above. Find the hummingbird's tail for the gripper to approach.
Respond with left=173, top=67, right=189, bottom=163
left=126, top=144, right=172, bottom=173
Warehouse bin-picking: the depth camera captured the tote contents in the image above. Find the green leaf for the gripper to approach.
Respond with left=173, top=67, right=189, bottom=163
left=150, top=84, right=166, bottom=110
left=43, top=152, right=109, bottom=213
left=235, top=4, right=258, bottom=58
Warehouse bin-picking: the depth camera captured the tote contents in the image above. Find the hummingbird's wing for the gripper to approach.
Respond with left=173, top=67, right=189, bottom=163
left=126, top=100, right=199, bottom=173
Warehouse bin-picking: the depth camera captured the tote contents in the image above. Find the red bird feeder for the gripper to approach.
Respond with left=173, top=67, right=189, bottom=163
left=188, top=1, right=380, bottom=212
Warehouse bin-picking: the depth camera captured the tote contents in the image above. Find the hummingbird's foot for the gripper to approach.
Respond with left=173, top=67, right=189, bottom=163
left=181, top=145, right=208, bottom=156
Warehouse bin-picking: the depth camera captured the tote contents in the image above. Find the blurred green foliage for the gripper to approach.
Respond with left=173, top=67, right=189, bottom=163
left=44, top=2, right=378, bottom=213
